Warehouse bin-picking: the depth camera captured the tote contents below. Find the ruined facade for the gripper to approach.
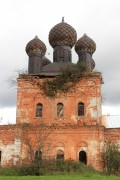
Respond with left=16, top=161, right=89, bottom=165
left=0, top=19, right=120, bottom=171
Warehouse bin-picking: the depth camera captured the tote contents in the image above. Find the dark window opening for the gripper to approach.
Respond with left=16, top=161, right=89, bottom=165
left=78, top=102, right=85, bottom=116
left=35, top=150, right=42, bottom=161
left=57, top=103, right=64, bottom=118
left=36, top=103, right=43, bottom=117
left=79, top=150, right=87, bottom=164
left=0, top=151, right=1, bottom=165
left=56, top=150, right=64, bottom=161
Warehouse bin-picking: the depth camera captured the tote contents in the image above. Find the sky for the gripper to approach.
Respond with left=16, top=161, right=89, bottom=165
left=0, top=0, right=120, bottom=125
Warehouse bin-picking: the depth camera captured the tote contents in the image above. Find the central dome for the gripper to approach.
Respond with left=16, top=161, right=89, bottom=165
left=49, top=18, right=77, bottom=48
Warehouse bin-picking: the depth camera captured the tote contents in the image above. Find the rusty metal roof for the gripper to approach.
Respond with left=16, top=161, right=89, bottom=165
left=49, top=20, right=77, bottom=48
left=42, top=62, right=77, bottom=73
left=26, top=36, right=46, bottom=56
left=75, top=34, right=96, bottom=54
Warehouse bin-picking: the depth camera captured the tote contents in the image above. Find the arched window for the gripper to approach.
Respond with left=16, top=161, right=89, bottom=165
left=78, top=102, right=85, bottom=116
left=57, top=103, right=64, bottom=118
left=79, top=150, right=87, bottom=164
left=56, top=150, right=64, bottom=161
left=36, top=103, right=43, bottom=117
left=35, top=150, right=42, bottom=162
left=0, top=151, right=1, bottom=165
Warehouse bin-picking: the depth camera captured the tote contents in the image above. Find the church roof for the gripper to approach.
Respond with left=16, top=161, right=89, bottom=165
left=49, top=18, right=77, bottom=48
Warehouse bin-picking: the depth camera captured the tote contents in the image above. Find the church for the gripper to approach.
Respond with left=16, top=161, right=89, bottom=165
left=0, top=19, right=120, bottom=171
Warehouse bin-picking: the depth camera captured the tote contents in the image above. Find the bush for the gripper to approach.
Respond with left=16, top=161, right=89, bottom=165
left=41, top=160, right=95, bottom=175
left=0, top=160, right=95, bottom=176
left=103, top=142, right=120, bottom=175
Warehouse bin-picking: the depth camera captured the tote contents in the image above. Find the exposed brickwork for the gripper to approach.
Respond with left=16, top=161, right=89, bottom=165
left=105, top=128, right=120, bottom=144
left=16, top=73, right=102, bottom=126
left=0, top=125, right=22, bottom=167
left=0, top=72, right=119, bottom=172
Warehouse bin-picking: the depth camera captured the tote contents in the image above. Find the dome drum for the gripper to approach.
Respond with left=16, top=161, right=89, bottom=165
left=28, top=56, right=42, bottom=74
left=53, top=46, right=71, bottom=62
left=77, top=52, right=95, bottom=71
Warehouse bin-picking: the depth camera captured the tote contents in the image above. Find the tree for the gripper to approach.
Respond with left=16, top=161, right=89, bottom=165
left=18, top=122, right=56, bottom=175
left=103, top=141, right=120, bottom=175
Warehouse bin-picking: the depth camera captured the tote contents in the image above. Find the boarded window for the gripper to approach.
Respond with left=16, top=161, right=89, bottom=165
left=36, top=103, right=43, bottom=117
left=78, top=102, right=85, bottom=116
left=56, top=150, right=64, bottom=161
left=0, top=151, right=1, bottom=165
left=35, top=150, right=42, bottom=161
left=57, top=103, right=64, bottom=118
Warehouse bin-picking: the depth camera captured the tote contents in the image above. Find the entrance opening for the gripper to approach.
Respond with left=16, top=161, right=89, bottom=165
left=35, top=150, right=42, bottom=162
left=79, top=150, right=87, bottom=164
left=56, top=150, right=64, bottom=161
left=0, top=151, right=1, bottom=165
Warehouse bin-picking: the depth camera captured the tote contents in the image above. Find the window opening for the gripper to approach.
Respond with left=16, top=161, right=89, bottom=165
left=78, top=102, right=85, bottom=116
left=57, top=103, right=64, bottom=117
left=36, top=103, right=43, bottom=117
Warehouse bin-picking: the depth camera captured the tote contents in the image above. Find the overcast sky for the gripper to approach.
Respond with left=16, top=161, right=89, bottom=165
left=0, top=0, right=120, bottom=124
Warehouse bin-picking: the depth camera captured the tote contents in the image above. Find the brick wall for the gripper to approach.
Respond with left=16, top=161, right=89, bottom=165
left=16, top=72, right=102, bottom=126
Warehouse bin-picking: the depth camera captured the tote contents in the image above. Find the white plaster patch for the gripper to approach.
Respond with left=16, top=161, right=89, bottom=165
left=89, top=98, right=102, bottom=118
left=0, top=138, right=21, bottom=166
left=90, top=108, right=97, bottom=118
left=88, top=140, right=98, bottom=158
left=90, top=98, right=97, bottom=107
left=71, top=115, right=77, bottom=124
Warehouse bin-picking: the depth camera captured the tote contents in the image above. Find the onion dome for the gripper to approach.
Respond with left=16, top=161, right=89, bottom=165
left=42, top=56, right=51, bottom=66
left=26, top=36, right=46, bottom=56
left=75, top=34, right=96, bottom=54
left=49, top=17, right=77, bottom=48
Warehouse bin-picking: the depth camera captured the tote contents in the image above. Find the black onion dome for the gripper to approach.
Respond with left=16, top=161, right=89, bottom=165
left=42, top=56, right=51, bottom=66
left=75, top=34, right=96, bottom=54
left=49, top=18, right=77, bottom=48
left=26, top=36, right=46, bottom=56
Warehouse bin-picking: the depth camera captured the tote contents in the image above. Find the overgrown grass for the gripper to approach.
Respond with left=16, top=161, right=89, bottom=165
left=0, top=161, right=95, bottom=176
left=0, top=174, right=120, bottom=180
left=0, top=161, right=119, bottom=179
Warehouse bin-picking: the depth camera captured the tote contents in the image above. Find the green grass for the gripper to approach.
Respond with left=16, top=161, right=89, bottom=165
left=0, top=174, right=119, bottom=180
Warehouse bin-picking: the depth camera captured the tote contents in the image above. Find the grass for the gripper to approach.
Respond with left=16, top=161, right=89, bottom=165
left=0, top=174, right=120, bottom=180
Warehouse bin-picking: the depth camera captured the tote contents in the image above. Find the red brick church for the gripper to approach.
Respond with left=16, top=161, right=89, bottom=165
left=0, top=19, right=120, bottom=171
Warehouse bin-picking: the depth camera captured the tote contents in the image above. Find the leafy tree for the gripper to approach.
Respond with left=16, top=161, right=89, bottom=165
left=103, top=141, right=120, bottom=175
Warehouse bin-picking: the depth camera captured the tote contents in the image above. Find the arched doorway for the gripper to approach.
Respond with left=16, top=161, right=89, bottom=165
left=0, top=151, right=1, bottom=165
left=79, top=150, right=87, bottom=164
left=35, top=150, right=42, bottom=162
left=56, top=150, right=64, bottom=161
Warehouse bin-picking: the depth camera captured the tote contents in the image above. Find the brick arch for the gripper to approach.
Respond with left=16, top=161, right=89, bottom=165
left=78, top=141, right=88, bottom=147
left=55, top=142, right=64, bottom=153
left=56, top=142, right=64, bottom=147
